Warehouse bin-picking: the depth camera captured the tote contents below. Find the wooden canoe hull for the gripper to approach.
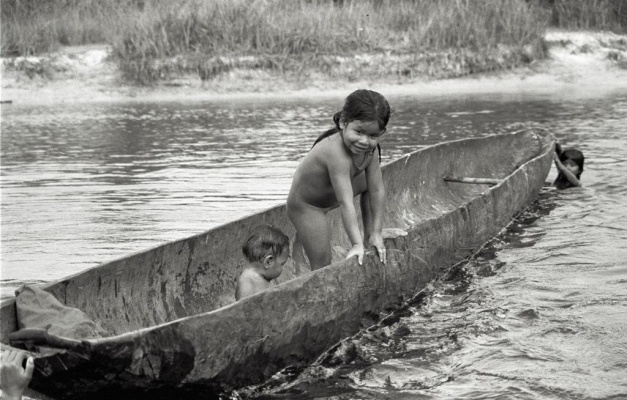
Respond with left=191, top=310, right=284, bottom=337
left=0, top=129, right=554, bottom=399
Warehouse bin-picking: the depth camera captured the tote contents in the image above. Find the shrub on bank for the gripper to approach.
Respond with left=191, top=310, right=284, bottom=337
left=112, top=0, right=548, bottom=84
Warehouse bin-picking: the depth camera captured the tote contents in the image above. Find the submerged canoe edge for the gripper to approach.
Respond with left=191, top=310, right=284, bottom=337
left=0, top=129, right=554, bottom=399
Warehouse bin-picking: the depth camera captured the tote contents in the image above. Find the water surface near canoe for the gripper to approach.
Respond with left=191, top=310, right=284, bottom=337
left=2, top=90, right=627, bottom=399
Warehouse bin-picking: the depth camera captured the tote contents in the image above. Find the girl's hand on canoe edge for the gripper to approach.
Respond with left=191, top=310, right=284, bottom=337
left=346, top=243, right=365, bottom=265
left=369, top=233, right=386, bottom=265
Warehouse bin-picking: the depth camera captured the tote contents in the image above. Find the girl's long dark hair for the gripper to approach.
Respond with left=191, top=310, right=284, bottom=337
left=312, top=89, right=392, bottom=161
left=313, top=111, right=344, bottom=146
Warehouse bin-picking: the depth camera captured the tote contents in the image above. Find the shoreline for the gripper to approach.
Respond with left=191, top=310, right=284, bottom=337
left=1, top=30, right=627, bottom=106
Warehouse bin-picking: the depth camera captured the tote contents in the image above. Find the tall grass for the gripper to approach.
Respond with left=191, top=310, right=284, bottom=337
left=112, top=0, right=548, bottom=83
left=2, top=0, right=548, bottom=56
left=0, top=0, right=148, bottom=56
left=116, top=0, right=542, bottom=55
left=542, top=0, right=626, bottom=31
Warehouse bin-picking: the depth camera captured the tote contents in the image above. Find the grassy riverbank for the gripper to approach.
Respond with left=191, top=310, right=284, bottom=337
left=5, top=0, right=624, bottom=86
left=2, top=28, right=626, bottom=106
left=0, top=0, right=547, bottom=84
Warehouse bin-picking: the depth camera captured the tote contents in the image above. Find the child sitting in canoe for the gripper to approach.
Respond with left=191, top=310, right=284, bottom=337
left=553, top=143, right=584, bottom=189
left=235, top=225, right=290, bottom=301
left=287, top=89, right=391, bottom=270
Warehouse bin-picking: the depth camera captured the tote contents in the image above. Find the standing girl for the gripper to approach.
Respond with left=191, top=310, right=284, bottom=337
left=287, top=89, right=391, bottom=270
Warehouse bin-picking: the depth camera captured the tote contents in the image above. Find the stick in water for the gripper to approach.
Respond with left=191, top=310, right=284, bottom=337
left=443, top=176, right=501, bottom=185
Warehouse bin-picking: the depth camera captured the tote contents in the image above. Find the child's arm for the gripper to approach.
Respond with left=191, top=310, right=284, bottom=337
left=365, top=149, right=386, bottom=264
left=553, top=153, right=581, bottom=187
left=328, top=157, right=365, bottom=265
left=1, top=349, right=34, bottom=400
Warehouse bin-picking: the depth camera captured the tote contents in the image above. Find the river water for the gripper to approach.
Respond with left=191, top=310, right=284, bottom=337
left=1, top=88, right=626, bottom=399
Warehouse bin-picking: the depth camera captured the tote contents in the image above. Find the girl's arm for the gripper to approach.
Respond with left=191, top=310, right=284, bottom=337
left=365, top=149, right=386, bottom=263
left=553, top=153, right=581, bottom=187
left=328, top=155, right=365, bottom=264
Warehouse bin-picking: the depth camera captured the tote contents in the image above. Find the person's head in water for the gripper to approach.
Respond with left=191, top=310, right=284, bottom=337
left=558, top=148, right=585, bottom=179
left=314, top=89, right=392, bottom=152
left=553, top=143, right=585, bottom=190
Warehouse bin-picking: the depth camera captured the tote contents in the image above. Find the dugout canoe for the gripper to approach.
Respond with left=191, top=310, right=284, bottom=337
left=0, top=128, right=554, bottom=399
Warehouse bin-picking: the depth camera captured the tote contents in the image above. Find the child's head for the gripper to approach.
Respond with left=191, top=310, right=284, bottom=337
left=334, top=89, right=392, bottom=133
left=313, top=90, right=392, bottom=151
left=559, top=149, right=585, bottom=178
left=242, top=225, right=290, bottom=279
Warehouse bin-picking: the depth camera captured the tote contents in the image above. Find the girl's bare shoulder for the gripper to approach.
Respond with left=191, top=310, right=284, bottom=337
left=238, top=267, right=265, bottom=284
left=238, top=267, right=255, bottom=280
left=312, top=135, right=350, bottom=166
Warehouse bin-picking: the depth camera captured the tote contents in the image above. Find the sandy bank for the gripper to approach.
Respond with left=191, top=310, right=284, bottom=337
left=1, top=30, right=626, bottom=106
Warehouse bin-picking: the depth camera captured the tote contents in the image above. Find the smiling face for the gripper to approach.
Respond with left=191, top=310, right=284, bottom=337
left=341, top=120, right=385, bottom=155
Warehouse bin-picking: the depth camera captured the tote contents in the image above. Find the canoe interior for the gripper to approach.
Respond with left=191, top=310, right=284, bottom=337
left=0, top=129, right=551, bottom=341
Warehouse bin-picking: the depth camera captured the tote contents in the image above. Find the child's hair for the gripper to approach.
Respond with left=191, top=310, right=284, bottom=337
left=558, top=147, right=585, bottom=179
left=313, top=89, right=392, bottom=152
left=242, top=225, right=290, bottom=263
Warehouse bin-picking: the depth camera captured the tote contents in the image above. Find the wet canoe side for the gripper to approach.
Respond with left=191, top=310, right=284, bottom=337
left=0, top=129, right=554, bottom=398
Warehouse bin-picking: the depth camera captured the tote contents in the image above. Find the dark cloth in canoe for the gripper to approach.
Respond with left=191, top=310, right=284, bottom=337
left=15, top=284, right=107, bottom=341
